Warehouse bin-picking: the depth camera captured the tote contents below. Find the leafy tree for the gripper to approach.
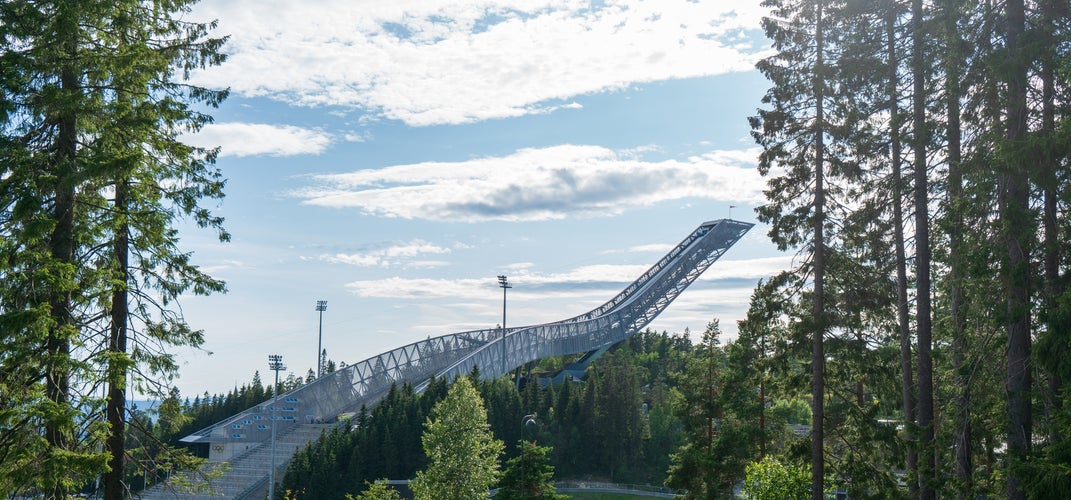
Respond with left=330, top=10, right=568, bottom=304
left=643, top=400, right=684, bottom=482
left=412, top=377, right=503, bottom=500
left=741, top=458, right=810, bottom=500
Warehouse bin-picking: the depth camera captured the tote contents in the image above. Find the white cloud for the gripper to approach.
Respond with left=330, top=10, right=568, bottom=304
left=343, top=132, right=370, bottom=143
left=346, top=277, right=486, bottom=299
left=320, top=239, right=452, bottom=267
left=602, top=242, right=674, bottom=255
left=192, top=0, right=770, bottom=126
left=698, top=256, right=793, bottom=281
left=293, top=144, right=764, bottom=222
left=182, top=123, right=332, bottom=157
left=344, top=255, right=786, bottom=301
left=629, top=243, right=675, bottom=254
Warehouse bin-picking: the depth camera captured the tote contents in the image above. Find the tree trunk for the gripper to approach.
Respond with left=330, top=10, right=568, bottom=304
left=1003, top=0, right=1031, bottom=497
left=886, top=9, right=918, bottom=496
left=910, top=0, right=935, bottom=496
left=1040, top=0, right=1061, bottom=442
left=46, top=9, right=80, bottom=498
left=811, top=2, right=826, bottom=498
left=760, top=327, right=767, bottom=459
left=942, top=0, right=971, bottom=494
left=104, top=178, right=130, bottom=500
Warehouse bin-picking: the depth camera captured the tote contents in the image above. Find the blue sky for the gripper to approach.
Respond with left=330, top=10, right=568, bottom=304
left=170, top=0, right=790, bottom=398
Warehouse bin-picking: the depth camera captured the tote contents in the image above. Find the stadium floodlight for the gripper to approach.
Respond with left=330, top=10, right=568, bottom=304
left=498, top=276, right=511, bottom=376
left=315, top=300, right=327, bottom=378
left=268, top=354, right=286, bottom=500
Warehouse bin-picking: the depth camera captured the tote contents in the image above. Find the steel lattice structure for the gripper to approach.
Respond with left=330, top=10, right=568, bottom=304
left=172, top=219, right=751, bottom=498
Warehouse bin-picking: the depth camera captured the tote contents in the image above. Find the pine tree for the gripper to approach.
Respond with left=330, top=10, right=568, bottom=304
left=666, top=319, right=754, bottom=498
left=496, top=440, right=567, bottom=500
left=1, top=0, right=218, bottom=494
left=1001, top=1, right=1032, bottom=497
left=87, top=3, right=227, bottom=495
left=751, top=1, right=837, bottom=496
left=593, top=349, right=645, bottom=480
left=937, top=0, right=973, bottom=494
left=881, top=2, right=918, bottom=491
left=348, top=481, right=403, bottom=500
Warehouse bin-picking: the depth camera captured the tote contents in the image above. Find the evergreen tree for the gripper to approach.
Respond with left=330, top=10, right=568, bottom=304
left=0, top=0, right=226, bottom=496
left=882, top=2, right=919, bottom=491
left=496, top=440, right=567, bottom=500
left=1000, top=1, right=1032, bottom=497
left=907, top=0, right=938, bottom=496
left=347, top=480, right=403, bottom=500
left=666, top=319, right=759, bottom=498
left=592, top=349, right=646, bottom=480
left=751, top=1, right=840, bottom=495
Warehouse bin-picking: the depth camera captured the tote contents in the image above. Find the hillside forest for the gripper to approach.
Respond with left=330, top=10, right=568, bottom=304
left=129, top=326, right=817, bottom=498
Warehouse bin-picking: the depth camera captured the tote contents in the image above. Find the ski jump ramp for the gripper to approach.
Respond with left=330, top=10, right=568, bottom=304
left=170, top=219, right=752, bottom=498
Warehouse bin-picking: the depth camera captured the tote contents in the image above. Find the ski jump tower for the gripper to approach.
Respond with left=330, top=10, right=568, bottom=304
left=163, top=219, right=752, bottom=498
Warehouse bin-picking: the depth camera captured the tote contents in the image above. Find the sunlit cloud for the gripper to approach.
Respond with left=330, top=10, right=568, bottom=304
left=293, top=144, right=764, bottom=222
left=192, top=0, right=770, bottom=126
left=182, top=123, right=332, bottom=157
left=320, top=239, right=452, bottom=267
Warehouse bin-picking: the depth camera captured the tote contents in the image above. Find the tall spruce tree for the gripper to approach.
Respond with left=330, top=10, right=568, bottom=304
left=1, top=1, right=116, bottom=493
left=665, top=320, right=732, bottom=498
left=666, top=319, right=768, bottom=497
left=752, top=1, right=845, bottom=496
left=881, top=2, right=919, bottom=492
left=908, top=0, right=937, bottom=496
left=592, top=349, right=645, bottom=480
left=1001, top=0, right=1032, bottom=497
left=938, top=0, right=973, bottom=494
left=496, top=440, right=567, bottom=500
left=0, top=0, right=227, bottom=496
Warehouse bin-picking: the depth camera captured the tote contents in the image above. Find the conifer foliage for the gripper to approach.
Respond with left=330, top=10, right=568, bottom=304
left=0, top=0, right=227, bottom=496
left=750, top=0, right=1071, bottom=496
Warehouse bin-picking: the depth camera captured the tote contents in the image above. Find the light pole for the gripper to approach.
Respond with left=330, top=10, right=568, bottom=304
left=521, top=414, right=537, bottom=500
left=268, top=354, right=286, bottom=500
left=498, top=275, right=511, bottom=376
left=315, top=300, right=327, bottom=379
left=312, top=301, right=325, bottom=379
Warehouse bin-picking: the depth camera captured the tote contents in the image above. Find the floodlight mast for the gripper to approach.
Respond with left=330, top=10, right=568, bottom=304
left=267, top=354, right=286, bottom=500
left=498, top=275, right=511, bottom=376
left=315, top=300, right=327, bottom=378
